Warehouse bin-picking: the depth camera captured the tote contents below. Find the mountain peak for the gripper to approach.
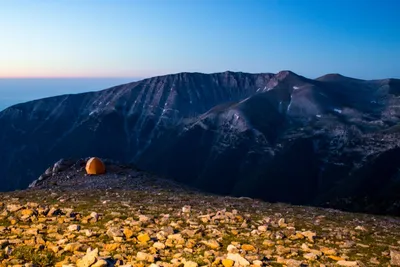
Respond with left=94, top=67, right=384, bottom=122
left=315, top=73, right=364, bottom=82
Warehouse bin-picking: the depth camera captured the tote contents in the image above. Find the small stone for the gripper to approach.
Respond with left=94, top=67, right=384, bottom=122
left=337, top=260, right=359, bottom=266
left=184, top=261, right=198, bottom=267
left=90, top=212, right=99, bottom=221
left=68, top=224, right=81, bottom=232
left=302, top=231, right=316, bottom=242
left=48, top=207, right=61, bottom=216
left=106, top=227, right=123, bottom=238
left=257, top=225, right=267, bottom=232
left=289, top=232, right=305, bottom=240
left=64, top=243, right=83, bottom=252
left=137, top=251, right=154, bottom=262
left=153, top=242, right=165, bottom=249
left=182, top=206, right=191, bottom=213
left=355, top=226, right=367, bottom=232
left=113, top=236, right=124, bottom=242
left=138, top=215, right=150, bottom=222
left=76, top=248, right=98, bottom=267
left=263, top=240, right=275, bottom=247
left=320, top=247, right=337, bottom=255
left=222, top=259, right=234, bottom=267
left=370, top=257, right=380, bottom=265
left=328, top=255, right=345, bottom=261
left=85, top=229, right=94, bottom=237
left=227, top=244, right=237, bottom=253
left=278, top=218, right=287, bottom=227
left=391, top=250, right=400, bottom=266
left=304, top=252, right=318, bottom=260
left=21, top=209, right=35, bottom=217
left=7, top=204, right=23, bottom=212
left=124, top=228, right=134, bottom=239
left=201, top=239, right=220, bottom=249
left=137, top=233, right=151, bottom=243
left=241, top=244, right=256, bottom=251
left=4, top=246, right=12, bottom=255
left=25, top=228, right=38, bottom=235
left=227, top=253, right=250, bottom=266
left=285, top=259, right=303, bottom=267
left=104, top=243, right=120, bottom=251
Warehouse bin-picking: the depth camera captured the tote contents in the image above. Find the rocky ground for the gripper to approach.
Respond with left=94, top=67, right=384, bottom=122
left=0, top=159, right=399, bottom=266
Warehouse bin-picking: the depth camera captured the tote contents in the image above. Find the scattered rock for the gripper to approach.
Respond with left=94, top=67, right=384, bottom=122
left=0, top=177, right=398, bottom=267
left=302, top=231, right=316, bottom=242
left=201, top=239, right=220, bottom=249
left=68, top=224, right=81, bottom=232
left=76, top=248, right=98, bottom=267
left=222, top=259, right=234, bottom=267
left=337, top=260, right=359, bottom=266
left=391, top=250, right=400, bottom=266
left=227, top=253, right=250, bottom=266
left=137, top=233, right=151, bottom=243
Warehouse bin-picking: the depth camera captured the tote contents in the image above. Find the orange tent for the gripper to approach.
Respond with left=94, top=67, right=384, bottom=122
left=85, top=157, right=106, bottom=175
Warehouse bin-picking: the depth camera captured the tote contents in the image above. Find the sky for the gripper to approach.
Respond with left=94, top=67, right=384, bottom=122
left=0, top=0, right=399, bottom=79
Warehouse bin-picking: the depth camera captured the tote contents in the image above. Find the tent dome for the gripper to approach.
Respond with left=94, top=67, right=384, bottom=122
left=85, top=157, right=106, bottom=175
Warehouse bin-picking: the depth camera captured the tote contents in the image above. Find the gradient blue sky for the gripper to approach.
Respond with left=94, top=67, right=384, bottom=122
left=1, top=0, right=399, bottom=79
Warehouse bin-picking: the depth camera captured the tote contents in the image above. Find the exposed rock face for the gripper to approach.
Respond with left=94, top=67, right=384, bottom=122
left=1, top=71, right=400, bottom=215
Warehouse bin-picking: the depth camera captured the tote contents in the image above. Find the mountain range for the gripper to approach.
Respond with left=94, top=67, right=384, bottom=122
left=1, top=70, right=400, bottom=215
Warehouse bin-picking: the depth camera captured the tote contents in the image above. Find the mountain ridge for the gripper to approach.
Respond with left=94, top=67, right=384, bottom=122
left=1, top=70, right=400, bottom=215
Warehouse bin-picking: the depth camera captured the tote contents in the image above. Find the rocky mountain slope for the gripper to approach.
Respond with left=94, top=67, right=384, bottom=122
left=1, top=71, right=400, bottom=215
left=0, top=160, right=399, bottom=266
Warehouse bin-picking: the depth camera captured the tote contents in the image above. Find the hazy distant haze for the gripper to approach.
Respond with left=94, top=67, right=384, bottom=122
left=0, top=78, right=138, bottom=111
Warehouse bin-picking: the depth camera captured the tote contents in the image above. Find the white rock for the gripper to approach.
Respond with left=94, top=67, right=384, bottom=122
left=337, top=260, right=359, bottom=266
left=278, top=218, right=287, bottom=227
left=390, top=249, right=400, bottom=266
left=184, top=261, right=198, bottom=267
left=7, top=204, right=23, bottom=212
left=76, top=248, right=98, bottom=267
left=68, top=224, right=81, bottom=232
left=227, top=253, right=250, bottom=266
left=153, top=242, right=166, bottom=249
left=85, top=229, right=94, bottom=237
left=257, top=225, right=267, bottom=232
left=136, top=251, right=153, bottom=262
left=90, top=212, right=99, bottom=220
left=301, top=231, right=316, bottom=242
left=355, top=225, right=367, bottom=231
left=227, top=244, right=238, bottom=253
left=252, top=260, right=263, bottom=266
left=303, top=252, right=318, bottom=260
left=139, top=215, right=150, bottom=222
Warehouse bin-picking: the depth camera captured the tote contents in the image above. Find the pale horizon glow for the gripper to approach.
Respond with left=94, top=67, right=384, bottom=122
left=1, top=0, right=399, bottom=79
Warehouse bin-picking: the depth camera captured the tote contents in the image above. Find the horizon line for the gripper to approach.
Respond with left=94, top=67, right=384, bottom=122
left=0, top=76, right=144, bottom=79
left=0, top=71, right=398, bottom=80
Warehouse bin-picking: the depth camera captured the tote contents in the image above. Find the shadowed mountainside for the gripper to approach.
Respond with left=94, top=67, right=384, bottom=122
left=1, top=71, right=400, bottom=215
